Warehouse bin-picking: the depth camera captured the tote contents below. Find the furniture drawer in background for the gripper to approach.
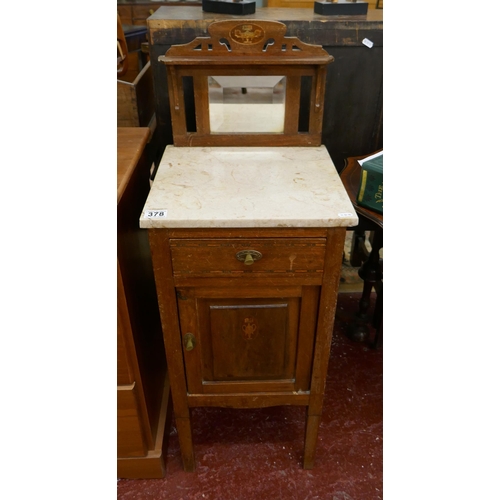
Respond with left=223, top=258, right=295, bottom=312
left=170, top=238, right=326, bottom=277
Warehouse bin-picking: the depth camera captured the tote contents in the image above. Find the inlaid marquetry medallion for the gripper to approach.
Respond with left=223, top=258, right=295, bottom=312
left=230, top=24, right=265, bottom=45
left=242, top=316, right=258, bottom=340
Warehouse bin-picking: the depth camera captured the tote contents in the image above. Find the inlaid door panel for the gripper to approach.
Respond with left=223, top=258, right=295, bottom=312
left=177, top=286, right=319, bottom=395
left=204, top=298, right=298, bottom=381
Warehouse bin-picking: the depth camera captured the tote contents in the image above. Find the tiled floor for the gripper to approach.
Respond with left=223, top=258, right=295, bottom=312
left=118, top=292, right=382, bottom=499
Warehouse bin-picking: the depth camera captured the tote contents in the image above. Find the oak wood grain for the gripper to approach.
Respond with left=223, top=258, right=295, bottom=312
left=187, top=392, right=310, bottom=408
left=160, top=19, right=332, bottom=147
left=117, top=127, right=150, bottom=203
left=117, top=380, right=172, bottom=478
left=148, top=226, right=344, bottom=471
left=117, top=384, right=148, bottom=457
left=170, top=238, right=326, bottom=276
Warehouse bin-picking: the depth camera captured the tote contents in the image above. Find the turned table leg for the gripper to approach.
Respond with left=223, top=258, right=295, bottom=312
left=349, top=226, right=368, bottom=267
left=347, top=228, right=383, bottom=343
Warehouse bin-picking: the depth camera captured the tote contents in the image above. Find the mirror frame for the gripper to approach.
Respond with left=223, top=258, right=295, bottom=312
left=159, top=20, right=334, bottom=147
left=207, top=75, right=287, bottom=134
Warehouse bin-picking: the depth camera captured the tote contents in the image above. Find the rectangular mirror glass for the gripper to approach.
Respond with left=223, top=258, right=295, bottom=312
left=208, top=76, right=286, bottom=133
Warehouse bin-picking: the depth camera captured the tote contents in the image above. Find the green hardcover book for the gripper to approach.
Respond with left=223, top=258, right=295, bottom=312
left=357, top=152, right=383, bottom=214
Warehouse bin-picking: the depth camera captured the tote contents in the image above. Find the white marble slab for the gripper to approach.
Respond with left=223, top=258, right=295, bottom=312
left=209, top=103, right=285, bottom=133
left=140, top=146, right=358, bottom=229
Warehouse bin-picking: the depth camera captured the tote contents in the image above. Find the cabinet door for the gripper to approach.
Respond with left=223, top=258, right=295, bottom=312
left=177, top=286, right=319, bottom=395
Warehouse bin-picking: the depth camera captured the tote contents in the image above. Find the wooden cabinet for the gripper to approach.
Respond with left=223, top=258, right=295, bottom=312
left=172, top=237, right=325, bottom=395
left=118, top=1, right=202, bottom=26
left=147, top=226, right=347, bottom=471
left=117, top=127, right=171, bottom=478
left=139, top=21, right=358, bottom=471
left=139, top=146, right=358, bottom=473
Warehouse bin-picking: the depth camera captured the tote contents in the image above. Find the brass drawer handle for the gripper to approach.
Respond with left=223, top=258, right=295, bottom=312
left=184, top=333, right=196, bottom=351
left=236, top=250, right=262, bottom=266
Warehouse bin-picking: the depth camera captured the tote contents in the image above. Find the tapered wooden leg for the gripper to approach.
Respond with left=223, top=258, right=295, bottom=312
left=303, top=228, right=345, bottom=469
left=303, top=414, right=321, bottom=469
left=175, top=416, right=195, bottom=472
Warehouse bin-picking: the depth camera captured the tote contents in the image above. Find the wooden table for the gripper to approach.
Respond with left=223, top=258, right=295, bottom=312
left=117, top=127, right=150, bottom=200
left=117, top=127, right=172, bottom=478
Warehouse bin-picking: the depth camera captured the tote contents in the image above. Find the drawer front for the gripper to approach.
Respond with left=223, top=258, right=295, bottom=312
left=117, top=385, right=148, bottom=458
left=170, top=238, right=326, bottom=277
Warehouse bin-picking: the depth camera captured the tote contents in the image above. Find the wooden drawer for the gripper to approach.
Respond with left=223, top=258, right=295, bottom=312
left=117, top=384, right=148, bottom=457
left=170, top=238, right=326, bottom=277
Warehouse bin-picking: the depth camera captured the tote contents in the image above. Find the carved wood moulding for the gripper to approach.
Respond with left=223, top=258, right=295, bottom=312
left=159, top=20, right=333, bottom=65
left=159, top=19, right=334, bottom=146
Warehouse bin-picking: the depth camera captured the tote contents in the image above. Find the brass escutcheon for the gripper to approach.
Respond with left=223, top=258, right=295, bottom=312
left=235, top=249, right=263, bottom=266
left=183, top=333, right=196, bottom=351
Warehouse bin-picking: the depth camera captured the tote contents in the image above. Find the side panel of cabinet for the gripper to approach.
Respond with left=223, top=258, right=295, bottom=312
left=117, top=263, right=136, bottom=386
left=117, top=385, right=148, bottom=457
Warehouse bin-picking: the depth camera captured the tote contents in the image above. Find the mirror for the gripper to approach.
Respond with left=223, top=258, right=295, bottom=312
left=208, top=76, right=286, bottom=133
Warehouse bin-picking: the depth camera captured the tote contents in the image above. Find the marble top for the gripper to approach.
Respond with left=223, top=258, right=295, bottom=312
left=139, top=145, right=358, bottom=229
